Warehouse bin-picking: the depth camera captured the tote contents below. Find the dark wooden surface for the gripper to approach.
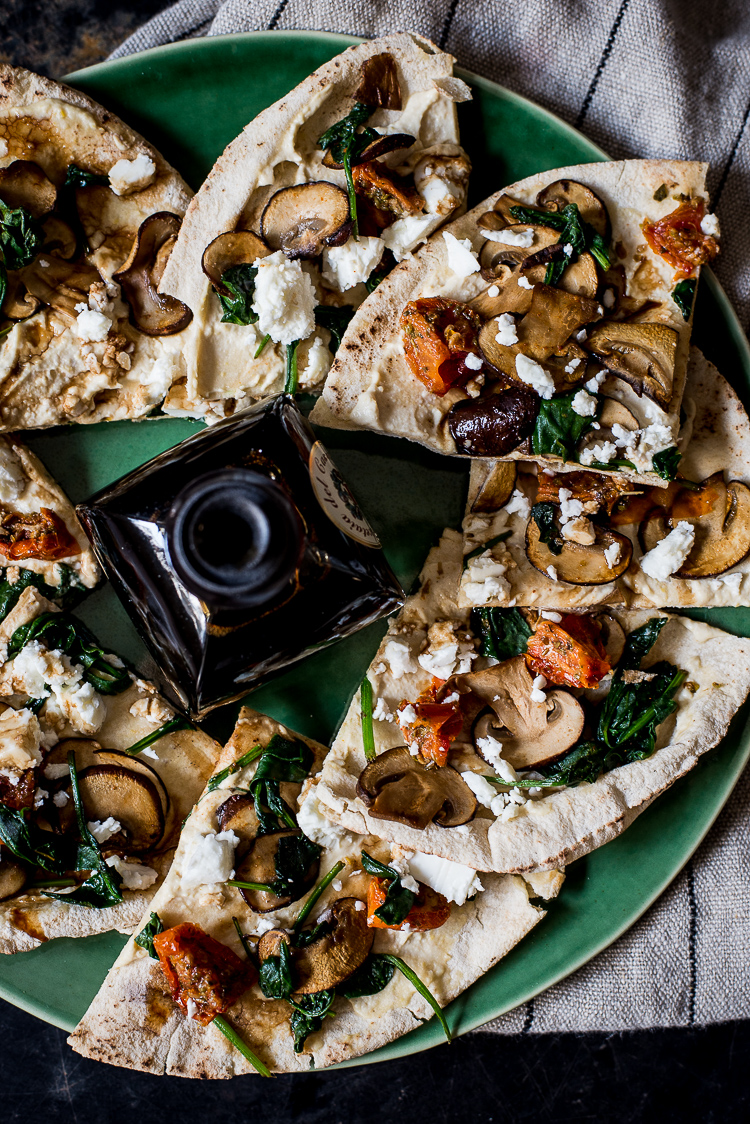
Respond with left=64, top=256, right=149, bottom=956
left=0, top=4, right=748, bottom=1120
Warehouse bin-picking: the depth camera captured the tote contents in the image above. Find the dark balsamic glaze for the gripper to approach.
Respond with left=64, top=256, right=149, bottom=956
left=77, top=396, right=404, bottom=716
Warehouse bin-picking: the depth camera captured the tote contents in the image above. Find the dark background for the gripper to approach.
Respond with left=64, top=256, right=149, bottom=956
left=0, top=3, right=748, bottom=1121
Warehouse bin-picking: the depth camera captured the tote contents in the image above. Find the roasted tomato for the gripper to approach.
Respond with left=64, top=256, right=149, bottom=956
left=366, top=878, right=451, bottom=931
left=0, top=768, right=34, bottom=810
left=397, top=679, right=463, bottom=767
left=536, top=471, right=638, bottom=517
left=609, top=483, right=679, bottom=526
left=153, top=922, right=257, bottom=1025
left=353, top=162, right=422, bottom=220
left=526, top=614, right=611, bottom=689
left=642, top=198, right=719, bottom=281
left=401, top=297, right=483, bottom=396
left=0, top=508, right=81, bottom=562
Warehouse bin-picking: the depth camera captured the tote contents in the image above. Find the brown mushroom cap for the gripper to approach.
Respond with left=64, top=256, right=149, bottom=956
left=293, top=898, right=374, bottom=995
left=216, top=793, right=259, bottom=846
left=0, top=160, right=57, bottom=218
left=77, top=764, right=165, bottom=853
left=201, top=231, right=271, bottom=296
left=322, top=133, right=415, bottom=171
left=0, top=848, right=28, bottom=901
left=469, top=460, right=518, bottom=513
left=257, top=928, right=291, bottom=963
left=478, top=222, right=558, bottom=274
left=558, top=252, right=599, bottom=299
left=357, top=747, right=477, bottom=830
left=526, top=512, right=632, bottom=585
left=94, top=749, right=170, bottom=820
left=2, top=271, right=40, bottom=321
left=536, top=179, right=611, bottom=241
left=480, top=284, right=601, bottom=379
left=355, top=52, right=402, bottom=109
left=638, top=472, right=750, bottom=578
left=21, top=255, right=102, bottom=319
left=470, top=266, right=537, bottom=318
left=41, top=216, right=77, bottom=260
left=449, top=385, right=540, bottom=458
left=234, top=828, right=320, bottom=913
left=459, top=657, right=585, bottom=770
left=113, top=212, right=193, bottom=336
left=584, top=321, right=677, bottom=408
left=261, top=182, right=352, bottom=259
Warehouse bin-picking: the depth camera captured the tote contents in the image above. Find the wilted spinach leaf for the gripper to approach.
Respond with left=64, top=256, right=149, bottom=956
left=318, top=102, right=377, bottom=237
left=652, top=446, right=681, bottom=480
left=532, top=388, right=600, bottom=460
left=0, top=804, right=74, bottom=873
left=360, top=850, right=415, bottom=925
left=315, top=304, right=355, bottom=353
left=8, top=612, right=129, bottom=694
left=510, top=202, right=612, bottom=283
left=135, top=911, right=164, bottom=958
left=672, top=279, right=697, bottom=321
left=258, top=941, right=294, bottom=1000
left=217, top=264, right=258, bottom=325
left=337, top=953, right=396, bottom=999
left=0, top=198, right=44, bottom=270
left=0, top=565, right=86, bottom=623
left=470, top=606, right=532, bottom=661
left=290, top=989, right=336, bottom=1053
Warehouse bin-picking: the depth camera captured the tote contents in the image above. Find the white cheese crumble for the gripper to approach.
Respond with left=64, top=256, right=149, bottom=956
left=476, top=733, right=506, bottom=774
left=482, top=227, right=534, bottom=248
left=546, top=565, right=558, bottom=581
left=88, top=817, right=122, bottom=843
left=531, top=674, right=547, bottom=704
left=579, top=441, right=617, bottom=466
left=382, top=214, right=437, bottom=261
left=372, top=697, right=393, bottom=723
left=296, top=787, right=348, bottom=847
left=517, top=274, right=534, bottom=290
left=602, top=288, right=615, bottom=308
left=321, top=236, right=385, bottom=291
left=558, top=488, right=583, bottom=523
left=515, top=354, right=555, bottom=399
left=53, top=790, right=69, bottom=807
left=700, top=212, right=720, bottom=238
left=442, top=231, right=480, bottom=278
left=462, top=550, right=511, bottom=605
left=585, top=370, right=607, bottom=393
left=407, top=851, right=484, bottom=906
left=487, top=284, right=499, bottom=297
left=640, top=521, right=695, bottom=581
left=105, top=855, right=158, bottom=890
left=108, top=153, right=156, bottom=196
left=251, top=251, right=316, bottom=345
left=564, top=357, right=582, bottom=374
left=34, top=787, right=48, bottom=809
left=383, top=638, right=417, bottom=679
left=417, top=636, right=474, bottom=680
left=389, top=852, right=419, bottom=894
left=604, top=542, right=622, bottom=569
left=562, top=515, right=596, bottom=545
left=399, top=703, right=418, bottom=724
left=541, top=610, right=562, bottom=622
left=505, top=487, right=531, bottom=520
left=611, top=420, right=677, bottom=473
left=354, top=900, right=366, bottom=912
left=186, top=998, right=198, bottom=1020
left=495, top=312, right=518, bottom=346
left=458, top=769, right=497, bottom=808
left=563, top=242, right=573, bottom=257
left=181, top=829, right=239, bottom=889
left=74, top=306, right=111, bottom=342
left=464, top=351, right=483, bottom=371
left=572, top=389, right=598, bottom=417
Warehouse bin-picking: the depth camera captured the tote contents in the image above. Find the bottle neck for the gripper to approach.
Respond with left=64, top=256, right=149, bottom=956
left=166, top=468, right=303, bottom=608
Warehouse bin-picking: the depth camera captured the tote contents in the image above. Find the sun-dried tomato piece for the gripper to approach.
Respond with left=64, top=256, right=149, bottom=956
left=0, top=768, right=35, bottom=810
left=0, top=507, right=81, bottom=561
left=153, top=922, right=256, bottom=1025
left=366, top=879, right=451, bottom=931
left=527, top=614, right=611, bottom=689
left=401, top=297, right=483, bottom=396
left=353, top=161, right=422, bottom=219
left=397, top=678, right=463, bottom=767
left=642, top=198, right=719, bottom=281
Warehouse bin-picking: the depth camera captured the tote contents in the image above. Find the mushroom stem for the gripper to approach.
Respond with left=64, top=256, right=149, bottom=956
left=293, top=860, right=346, bottom=932
left=213, top=1015, right=273, bottom=1078
left=381, top=955, right=451, bottom=1043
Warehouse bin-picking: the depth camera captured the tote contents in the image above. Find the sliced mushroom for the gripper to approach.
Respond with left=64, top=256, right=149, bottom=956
left=449, top=386, right=540, bottom=457
left=77, top=764, right=165, bottom=853
left=261, top=183, right=351, bottom=259
left=94, top=749, right=170, bottom=820
left=355, top=52, right=402, bottom=109
left=234, top=828, right=319, bottom=913
left=491, top=194, right=529, bottom=224
left=460, top=657, right=584, bottom=770
left=0, top=848, right=28, bottom=900
left=536, top=470, right=640, bottom=516
left=470, top=266, right=538, bottom=318
left=216, top=793, right=258, bottom=844
left=469, top=460, right=518, bottom=513
left=21, top=255, right=102, bottom=319
left=201, top=230, right=271, bottom=296
left=480, top=285, right=601, bottom=378
left=559, top=252, right=599, bottom=299
left=113, top=212, right=193, bottom=336
left=478, top=224, right=557, bottom=273
left=638, top=473, right=750, bottom=578
left=0, top=160, right=57, bottom=218
left=293, top=898, right=374, bottom=995
left=41, top=216, right=77, bottom=260
left=322, top=133, right=415, bottom=170
left=2, top=271, right=40, bottom=320
left=357, top=747, right=477, bottom=830
left=584, top=321, right=677, bottom=408
left=536, top=179, right=611, bottom=240
left=257, top=928, right=291, bottom=963
left=526, top=512, right=632, bottom=584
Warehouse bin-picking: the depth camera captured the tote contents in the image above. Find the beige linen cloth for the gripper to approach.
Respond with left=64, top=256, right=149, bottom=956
left=111, top=0, right=750, bottom=1033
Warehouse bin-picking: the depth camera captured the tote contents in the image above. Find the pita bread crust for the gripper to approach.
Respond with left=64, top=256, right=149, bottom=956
left=458, top=349, right=750, bottom=610
left=69, top=706, right=546, bottom=1074
left=159, top=34, right=464, bottom=413
left=0, top=65, right=193, bottom=431
left=313, top=159, right=708, bottom=482
left=314, top=530, right=750, bottom=872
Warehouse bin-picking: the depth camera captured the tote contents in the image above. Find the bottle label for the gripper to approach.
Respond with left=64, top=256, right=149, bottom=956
left=309, top=442, right=381, bottom=549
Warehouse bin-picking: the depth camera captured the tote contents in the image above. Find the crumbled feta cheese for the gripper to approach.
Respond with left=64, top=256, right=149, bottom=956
left=74, top=307, right=111, bottom=342
left=186, top=998, right=198, bottom=1019
left=604, top=542, right=622, bottom=569
left=382, top=214, right=437, bottom=261
left=251, top=251, right=316, bottom=345
left=558, top=487, right=583, bottom=523
left=140, top=747, right=159, bottom=761
left=417, top=176, right=460, bottom=215
left=487, top=284, right=499, bottom=297
left=105, top=855, right=158, bottom=890
left=640, top=521, right=695, bottom=581
left=700, top=212, right=720, bottom=238
left=517, top=274, right=534, bottom=290
left=603, top=288, right=616, bottom=308
left=579, top=441, right=617, bottom=466
left=407, top=741, right=420, bottom=756
left=109, top=153, right=156, bottom=196
left=458, top=769, right=497, bottom=808
left=383, top=639, right=417, bottom=678
left=296, top=787, right=348, bottom=847
left=482, top=227, right=535, bottom=248
left=129, top=695, right=173, bottom=726
left=321, top=236, right=385, bottom=291
left=399, top=704, right=418, bottom=724
left=546, top=565, right=558, bottom=581
left=505, top=487, right=531, bottom=520
left=611, top=419, right=677, bottom=473
left=541, top=610, right=562, bottom=622
left=34, top=787, right=48, bottom=809
left=585, top=369, right=607, bottom=393
left=476, top=733, right=506, bottom=773
left=564, top=357, right=582, bottom=375
left=53, top=790, right=69, bottom=807
left=572, top=389, right=598, bottom=417
left=181, top=829, right=239, bottom=889
left=530, top=674, right=547, bottom=703
left=254, top=917, right=277, bottom=936
left=515, top=354, right=555, bottom=399
left=562, top=515, right=596, bottom=545
left=563, top=242, right=573, bottom=257
left=372, top=697, right=393, bottom=723
left=464, top=351, right=483, bottom=371
left=299, top=335, right=332, bottom=389
left=407, top=852, right=483, bottom=906
left=389, top=853, right=419, bottom=894
left=88, top=817, right=122, bottom=843
left=332, top=879, right=343, bottom=892
left=0, top=707, right=44, bottom=774
left=576, top=329, right=588, bottom=343
left=354, top=899, right=366, bottom=911
left=442, top=231, right=480, bottom=278
left=462, top=550, right=511, bottom=605
left=495, top=312, right=518, bottom=346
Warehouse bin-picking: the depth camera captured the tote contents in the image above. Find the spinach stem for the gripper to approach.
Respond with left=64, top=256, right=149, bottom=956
left=228, top=880, right=275, bottom=893
left=31, top=877, right=76, bottom=888
left=213, top=1015, right=273, bottom=1077
left=207, top=745, right=263, bottom=792
left=293, top=860, right=346, bottom=932
left=254, top=333, right=271, bottom=358
left=360, top=676, right=376, bottom=762
left=382, top=955, right=452, bottom=1043
left=343, top=155, right=359, bottom=239
left=232, top=916, right=254, bottom=959
left=284, top=341, right=300, bottom=395
left=122, top=715, right=192, bottom=756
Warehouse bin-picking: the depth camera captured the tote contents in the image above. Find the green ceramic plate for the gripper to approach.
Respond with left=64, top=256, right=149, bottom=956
left=1, top=32, right=749, bottom=1065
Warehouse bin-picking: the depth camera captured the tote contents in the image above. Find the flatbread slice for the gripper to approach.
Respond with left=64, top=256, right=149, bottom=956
left=313, top=529, right=750, bottom=873
left=459, top=348, right=750, bottom=610
left=159, top=33, right=472, bottom=421
left=68, top=707, right=555, bottom=1075
left=312, top=159, right=718, bottom=486
left=0, top=64, right=193, bottom=430
left=0, top=585, right=220, bottom=952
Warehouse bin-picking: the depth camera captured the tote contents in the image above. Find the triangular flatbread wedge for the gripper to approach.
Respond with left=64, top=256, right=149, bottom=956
left=459, top=348, right=750, bottom=609
left=159, top=33, right=472, bottom=421
left=313, top=529, right=750, bottom=873
left=0, top=586, right=220, bottom=952
left=312, top=159, right=718, bottom=487
left=68, top=707, right=556, bottom=1075
left=0, top=64, right=193, bottom=430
